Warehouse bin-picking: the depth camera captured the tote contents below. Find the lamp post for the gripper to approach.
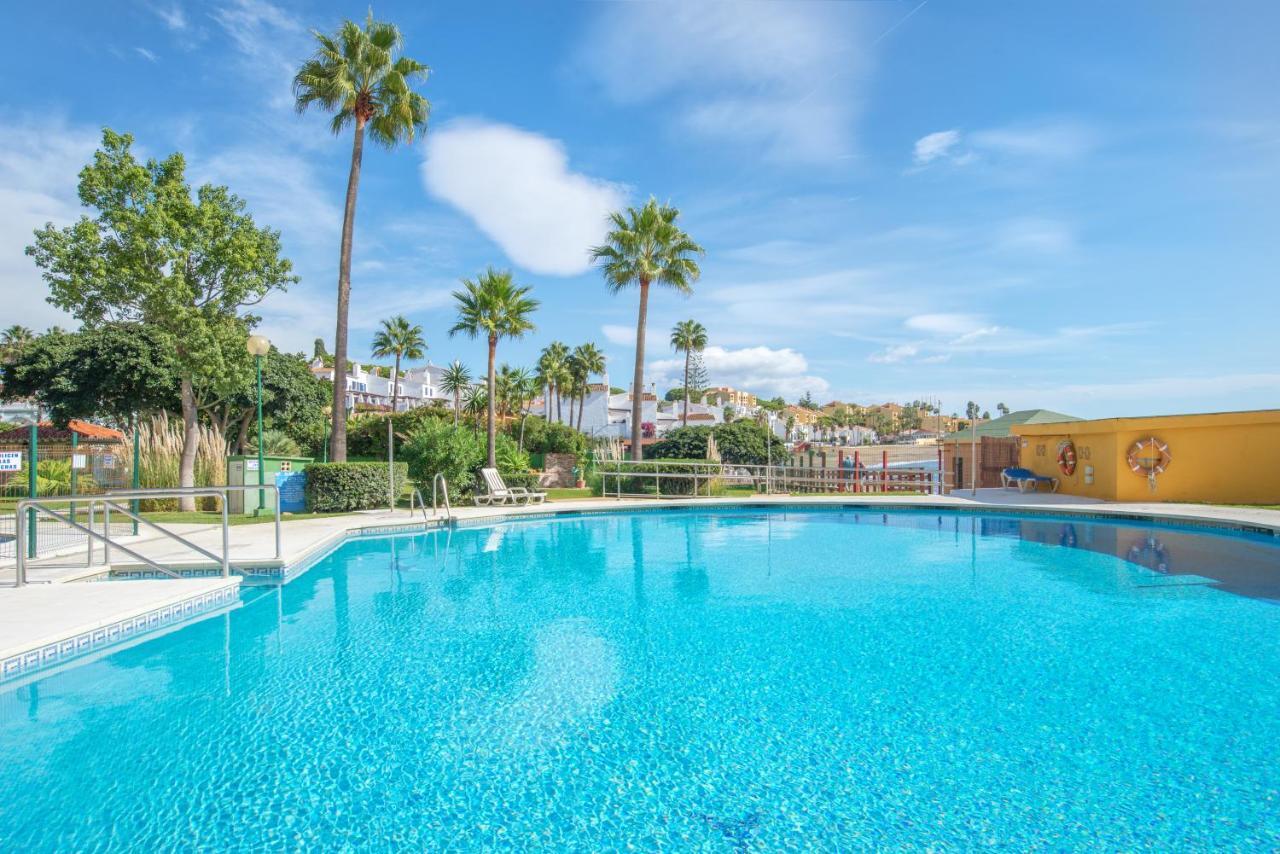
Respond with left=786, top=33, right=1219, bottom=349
left=246, top=334, right=271, bottom=515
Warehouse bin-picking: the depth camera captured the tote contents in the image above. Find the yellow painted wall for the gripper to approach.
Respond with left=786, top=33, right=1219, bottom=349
left=1013, top=409, right=1280, bottom=504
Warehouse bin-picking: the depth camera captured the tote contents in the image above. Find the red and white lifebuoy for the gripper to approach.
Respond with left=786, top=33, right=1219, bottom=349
left=1127, top=437, right=1171, bottom=491
left=1057, top=440, right=1077, bottom=476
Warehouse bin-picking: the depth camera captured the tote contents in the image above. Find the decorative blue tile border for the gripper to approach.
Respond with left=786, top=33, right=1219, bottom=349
left=0, top=584, right=239, bottom=684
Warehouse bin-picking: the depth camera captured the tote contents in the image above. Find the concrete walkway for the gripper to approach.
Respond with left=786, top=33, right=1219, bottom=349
left=3, top=493, right=1278, bottom=685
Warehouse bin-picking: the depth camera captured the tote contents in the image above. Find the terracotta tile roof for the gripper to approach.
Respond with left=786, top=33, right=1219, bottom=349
left=0, top=419, right=126, bottom=444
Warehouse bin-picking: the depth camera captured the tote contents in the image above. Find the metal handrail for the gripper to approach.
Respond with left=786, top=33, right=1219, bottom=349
left=432, top=473, right=452, bottom=521
left=409, top=488, right=429, bottom=519
left=594, top=459, right=942, bottom=499
left=12, top=484, right=281, bottom=587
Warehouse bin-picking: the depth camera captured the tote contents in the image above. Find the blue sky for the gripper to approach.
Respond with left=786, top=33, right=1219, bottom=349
left=1, top=0, right=1277, bottom=418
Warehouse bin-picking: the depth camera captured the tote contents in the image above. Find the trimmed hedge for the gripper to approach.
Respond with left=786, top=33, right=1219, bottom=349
left=306, top=462, right=409, bottom=512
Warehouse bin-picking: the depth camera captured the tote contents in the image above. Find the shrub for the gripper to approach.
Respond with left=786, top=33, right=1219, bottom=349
left=514, top=416, right=588, bottom=457
left=305, top=462, right=408, bottom=512
left=711, top=420, right=784, bottom=465
left=647, top=426, right=712, bottom=461
left=345, top=404, right=450, bottom=458
left=403, top=420, right=535, bottom=500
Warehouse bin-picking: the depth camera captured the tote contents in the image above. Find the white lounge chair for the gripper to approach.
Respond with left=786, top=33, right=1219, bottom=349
left=475, top=467, right=546, bottom=506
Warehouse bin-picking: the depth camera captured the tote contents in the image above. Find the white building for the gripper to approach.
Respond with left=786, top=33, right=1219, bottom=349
left=310, top=358, right=453, bottom=413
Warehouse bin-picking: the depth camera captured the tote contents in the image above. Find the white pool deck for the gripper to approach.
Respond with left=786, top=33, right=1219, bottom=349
left=3, top=491, right=1278, bottom=683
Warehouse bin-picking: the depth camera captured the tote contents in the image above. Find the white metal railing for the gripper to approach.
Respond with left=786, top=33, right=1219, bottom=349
left=12, top=484, right=281, bottom=587
left=594, top=459, right=944, bottom=499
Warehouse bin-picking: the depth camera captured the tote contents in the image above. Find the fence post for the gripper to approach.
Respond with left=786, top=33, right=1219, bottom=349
left=70, top=431, right=79, bottom=527
left=853, top=450, right=861, bottom=494
left=131, top=413, right=140, bottom=535
left=27, top=421, right=37, bottom=559
left=882, top=450, right=889, bottom=493
left=937, top=445, right=943, bottom=495
left=837, top=450, right=845, bottom=493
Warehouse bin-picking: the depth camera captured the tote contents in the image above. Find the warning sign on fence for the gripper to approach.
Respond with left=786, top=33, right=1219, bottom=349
left=73, top=454, right=87, bottom=470
left=0, top=451, right=21, bottom=472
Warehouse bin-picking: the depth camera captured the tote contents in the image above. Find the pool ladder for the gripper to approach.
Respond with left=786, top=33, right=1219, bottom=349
left=409, top=474, right=452, bottom=522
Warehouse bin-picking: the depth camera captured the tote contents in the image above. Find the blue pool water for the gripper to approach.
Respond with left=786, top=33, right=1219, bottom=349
left=2, top=507, right=1279, bottom=849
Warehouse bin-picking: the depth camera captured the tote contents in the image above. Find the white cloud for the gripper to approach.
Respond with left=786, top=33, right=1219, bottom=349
left=913, top=130, right=960, bottom=165
left=650, top=344, right=830, bottom=399
left=578, top=2, right=871, bottom=163
left=134, top=47, right=159, bottom=63
left=995, top=218, right=1074, bottom=254
left=868, top=344, right=918, bottom=364
left=909, top=120, right=1100, bottom=170
left=905, top=313, right=989, bottom=336
left=212, top=0, right=307, bottom=110
left=198, top=148, right=341, bottom=248
left=422, top=120, right=627, bottom=276
left=152, top=2, right=188, bottom=30
left=0, top=118, right=99, bottom=330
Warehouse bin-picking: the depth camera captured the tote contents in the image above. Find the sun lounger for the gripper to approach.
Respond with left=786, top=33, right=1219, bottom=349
left=1000, top=467, right=1059, bottom=493
left=475, top=467, right=547, bottom=505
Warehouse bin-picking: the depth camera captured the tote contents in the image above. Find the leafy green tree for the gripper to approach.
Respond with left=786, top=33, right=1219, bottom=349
left=996, top=402, right=1010, bottom=416
left=25, top=130, right=295, bottom=508
left=294, top=12, right=430, bottom=463
left=0, top=324, right=179, bottom=424
left=669, top=319, right=708, bottom=427
left=439, top=360, right=471, bottom=426
left=450, top=269, right=538, bottom=467
left=568, top=342, right=606, bottom=430
left=798, top=391, right=818, bottom=410
left=648, top=421, right=781, bottom=465
left=218, top=348, right=330, bottom=454
left=312, top=338, right=329, bottom=361
left=591, top=198, right=703, bottom=460
left=371, top=315, right=426, bottom=507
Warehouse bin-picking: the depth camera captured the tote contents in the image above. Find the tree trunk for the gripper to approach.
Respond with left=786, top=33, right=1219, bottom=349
left=486, top=336, right=498, bottom=468
left=682, top=349, right=691, bottom=427
left=578, top=388, right=586, bottom=432
left=330, top=121, right=366, bottom=464
left=178, top=377, right=199, bottom=512
left=630, top=279, right=650, bottom=460
left=388, top=353, right=400, bottom=509
left=236, top=410, right=253, bottom=455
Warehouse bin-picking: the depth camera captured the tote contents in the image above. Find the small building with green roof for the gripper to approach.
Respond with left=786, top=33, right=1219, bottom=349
left=943, top=409, right=1082, bottom=491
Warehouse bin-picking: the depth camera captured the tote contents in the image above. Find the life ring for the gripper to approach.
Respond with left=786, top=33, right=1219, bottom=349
left=1126, top=536, right=1170, bottom=573
left=1056, top=440, right=1077, bottom=476
left=1127, top=437, right=1172, bottom=491
left=1127, top=437, right=1171, bottom=476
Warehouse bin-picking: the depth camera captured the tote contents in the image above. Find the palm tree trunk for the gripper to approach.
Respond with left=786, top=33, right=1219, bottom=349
left=682, top=349, right=691, bottom=427
left=486, top=336, right=498, bottom=468
left=178, top=377, right=199, bottom=512
left=578, top=388, right=586, bottom=431
left=388, top=353, right=399, bottom=509
left=329, top=121, right=366, bottom=464
left=630, top=279, right=649, bottom=460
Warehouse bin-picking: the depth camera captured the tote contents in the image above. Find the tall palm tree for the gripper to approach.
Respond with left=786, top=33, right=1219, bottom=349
left=293, top=12, right=430, bottom=463
left=371, top=315, right=425, bottom=507
left=440, top=360, right=471, bottom=426
left=449, top=268, right=538, bottom=467
left=669, top=320, right=708, bottom=427
left=508, top=367, right=538, bottom=450
left=591, top=198, right=703, bottom=459
left=1, top=325, right=34, bottom=363
left=536, top=341, right=569, bottom=423
left=463, top=386, right=487, bottom=437
left=569, top=342, right=606, bottom=431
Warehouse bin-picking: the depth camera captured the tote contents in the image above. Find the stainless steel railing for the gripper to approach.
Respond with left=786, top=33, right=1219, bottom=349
left=432, top=473, right=452, bottom=521
left=12, top=484, right=281, bottom=587
left=593, top=459, right=943, bottom=499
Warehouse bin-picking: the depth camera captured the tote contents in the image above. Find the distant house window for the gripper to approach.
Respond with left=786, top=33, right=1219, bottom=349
left=352, top=381, right=367, bottom=392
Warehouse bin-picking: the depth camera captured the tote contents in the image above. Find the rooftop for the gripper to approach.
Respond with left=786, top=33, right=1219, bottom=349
left=942, top=409, right=1082, bottom=442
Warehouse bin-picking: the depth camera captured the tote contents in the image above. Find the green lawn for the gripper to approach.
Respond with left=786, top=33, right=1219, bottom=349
left=546, top=487, right=594, bottom=501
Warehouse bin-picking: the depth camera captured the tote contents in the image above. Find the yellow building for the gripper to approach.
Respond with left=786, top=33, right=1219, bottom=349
left=1012, top=409, right=1280, bottom=505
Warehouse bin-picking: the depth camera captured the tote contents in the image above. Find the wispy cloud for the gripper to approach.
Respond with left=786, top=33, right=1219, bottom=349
left=650, top=345, right=831, bottom=399
left=577, top=1, right=872, bottom=163
left=151, top=2, right=188, bottom=31
left=910, top=119, right=1101, bottom=170
left=134, top=47, right=159, bottom=63
left=422, top=119, right=627, bottom=276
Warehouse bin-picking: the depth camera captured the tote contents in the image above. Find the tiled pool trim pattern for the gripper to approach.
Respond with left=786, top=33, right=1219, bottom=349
left=0, top=584, right=239, bottom=683
left=6, top=502, right=1275, bottom=686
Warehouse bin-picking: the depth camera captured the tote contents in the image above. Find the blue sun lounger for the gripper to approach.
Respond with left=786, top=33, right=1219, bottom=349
left=1000, top=467, right=1059, bottom=493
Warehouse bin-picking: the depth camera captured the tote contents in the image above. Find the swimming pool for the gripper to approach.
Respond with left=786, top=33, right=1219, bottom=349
left=2, top=506, right=1278, bottom=848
